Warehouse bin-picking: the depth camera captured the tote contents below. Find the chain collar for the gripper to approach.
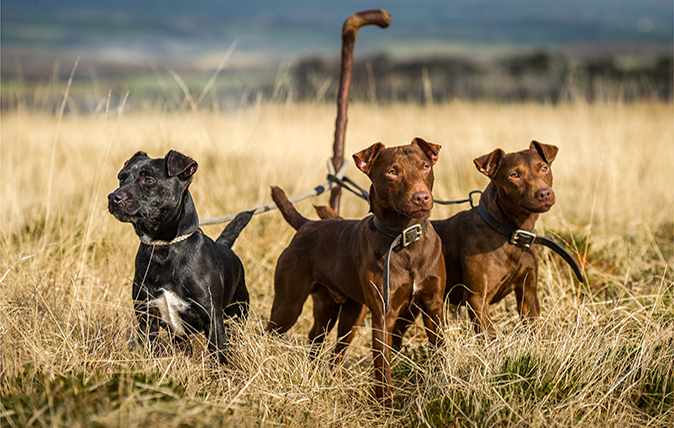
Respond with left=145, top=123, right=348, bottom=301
left=139, top=229, right=197, bottom=247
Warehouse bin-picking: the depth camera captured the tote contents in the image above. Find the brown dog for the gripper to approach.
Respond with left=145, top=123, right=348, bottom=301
left=266, top=138, right=446, bottom=405
left=431, top=141, right=558, bottom=339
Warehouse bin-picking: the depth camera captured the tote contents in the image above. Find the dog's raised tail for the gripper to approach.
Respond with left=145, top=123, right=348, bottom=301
left=216, top=210, right=255, bottom=247
left=270, top=186, right=309, bottom=231
left=313, top=204, right=342, bottom=220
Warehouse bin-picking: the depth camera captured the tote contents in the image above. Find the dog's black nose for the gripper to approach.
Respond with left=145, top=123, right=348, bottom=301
left=108, top=191, right=125, bottom=205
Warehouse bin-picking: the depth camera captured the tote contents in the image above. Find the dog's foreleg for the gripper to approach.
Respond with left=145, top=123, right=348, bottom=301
left=135, top=302, right=160, bottom=354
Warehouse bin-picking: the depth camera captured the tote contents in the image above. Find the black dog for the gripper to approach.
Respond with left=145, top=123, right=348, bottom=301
left=108, top=150, right=252, bottom=364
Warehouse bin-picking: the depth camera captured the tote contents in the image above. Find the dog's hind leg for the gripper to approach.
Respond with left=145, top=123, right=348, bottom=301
left=206, top=314, right=229, bottom=365
left=266, top=259, right=312, bottom=334
left=224, top=275, right=250, bottom=322
left=307, top=286, right=340, bottom=358
left=332, top=300, right=366, bottom=365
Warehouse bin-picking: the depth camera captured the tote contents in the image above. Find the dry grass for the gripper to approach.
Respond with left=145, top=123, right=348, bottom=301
left=1, top=100, right=672, bottom=427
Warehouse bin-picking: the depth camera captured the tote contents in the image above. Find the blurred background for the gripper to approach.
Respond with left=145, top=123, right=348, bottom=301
left=2, top=0, right=672, bottom=112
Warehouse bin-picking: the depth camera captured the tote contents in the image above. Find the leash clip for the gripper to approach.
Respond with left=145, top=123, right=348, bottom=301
left=402, top=224, right=423, bottom=247
left=510, top=230, right=536, bottom=248
left=468, top=190, right=483, bottom=208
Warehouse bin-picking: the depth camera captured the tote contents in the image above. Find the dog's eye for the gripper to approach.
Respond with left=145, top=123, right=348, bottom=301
left=423, top=164, right=430, bottom=171
left=387, top=168, right=398, bottom=177
left=541, top=165, right=549, bottom=173
left=142, top=176, right=156, bottom=185
left=509, top=172, right=520, bottom=179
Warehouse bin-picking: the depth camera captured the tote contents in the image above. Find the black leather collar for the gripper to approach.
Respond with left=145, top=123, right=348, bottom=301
left=373, top=216, right=428, bottom=246
left=372, top=216, right=428, bottom=313
left=477, top=203, right=584, bottom=282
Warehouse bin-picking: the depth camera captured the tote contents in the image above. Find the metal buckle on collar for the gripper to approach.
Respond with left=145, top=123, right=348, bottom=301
left=402, top=224, right=423, bottom=247
left=510, top=230, right=536, bottom=248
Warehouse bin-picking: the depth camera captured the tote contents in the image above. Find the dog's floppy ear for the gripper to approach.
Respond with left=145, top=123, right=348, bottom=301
left=122, top=151, right=148, bottom=170
left=474, top=148, right=505, bottom=178
left=353, top=142, right=384, bottom=175
left=165, top=150, right=198, bottom=180
left=412, top=137, right=441, bottom=165
left=530, top=140, right=558, bottom=165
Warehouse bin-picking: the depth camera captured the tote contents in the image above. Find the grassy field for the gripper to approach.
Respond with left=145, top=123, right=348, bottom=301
left=1, top=99, right=672, bottom=427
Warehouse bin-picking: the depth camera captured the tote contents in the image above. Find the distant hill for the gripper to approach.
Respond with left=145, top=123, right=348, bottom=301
left=3, top=0, right=672, bottom=62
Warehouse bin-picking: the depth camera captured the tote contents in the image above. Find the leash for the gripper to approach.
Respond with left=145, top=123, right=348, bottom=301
left=435, top=190, right=483, bottom=208
left=199, top=160, right=349, bottom=226
left=200, top=167, right=477, bottom=227
left=477, top=203, right=584, bottom=282
left=327, top=175, right=483, bottom=208
left=327, top=174, right=369, bottom=202
left=372, top=216, right=427, bottom=312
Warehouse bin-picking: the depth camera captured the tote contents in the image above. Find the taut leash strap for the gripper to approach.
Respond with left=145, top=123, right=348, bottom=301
left=328, top=175, right=484, bottom=208
left=373, top=216, right=427, bottom=312
left=477, top=204, right=584, bottom=282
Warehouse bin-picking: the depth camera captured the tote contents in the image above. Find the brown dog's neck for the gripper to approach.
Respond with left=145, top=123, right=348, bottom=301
left=480, top=184, right=539, bottom=232
left=370, top=201, right=431, bottom=231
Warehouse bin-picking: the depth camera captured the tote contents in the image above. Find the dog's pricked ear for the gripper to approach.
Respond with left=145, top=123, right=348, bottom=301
left=530, top=140, right=558, bottom=165
left=474, top=148, right=505, bottom=178
left=123, top=151, right=149, bottom=170
left=353, top=142, right=384, bottom=174
left=165, top=150, right=198, bottom=180
left=412, top=137, right=441, bottom=165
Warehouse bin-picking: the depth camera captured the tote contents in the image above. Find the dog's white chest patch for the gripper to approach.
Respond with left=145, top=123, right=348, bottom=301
left=150, top=290, right=189, bottom=336
left=412, top=280, right=421, bottom=295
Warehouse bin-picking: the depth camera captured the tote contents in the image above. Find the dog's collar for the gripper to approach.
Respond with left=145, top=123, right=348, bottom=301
left=372, top=216, right=428, bottom=313
left=477, top=203, right=584, bottom=282
left=477, top=203, right=534, bottom=243
left=372, top=216, right=427, bottom=247
left=139, top=229, right=198, bottom=247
